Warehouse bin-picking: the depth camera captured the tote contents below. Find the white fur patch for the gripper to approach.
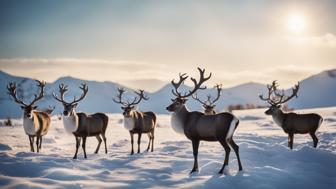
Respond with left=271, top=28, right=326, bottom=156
left=124, top=117, right=135, bottom=131
left=63, top=115, right=79, bottom=133
left=23, top=117, right=36, bottom=135
left=171, top=113, right=185, bottom=135
left=226, top=116, right=238, bottom=139
left=272, top=115, right=283, bottom=128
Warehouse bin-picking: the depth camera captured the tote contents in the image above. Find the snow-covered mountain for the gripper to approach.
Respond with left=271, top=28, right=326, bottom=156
left=0, top=69, right=335, bottom=118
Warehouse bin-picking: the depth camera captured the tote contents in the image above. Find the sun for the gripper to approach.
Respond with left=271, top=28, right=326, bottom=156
left=287, top=13, right=306, bottom=34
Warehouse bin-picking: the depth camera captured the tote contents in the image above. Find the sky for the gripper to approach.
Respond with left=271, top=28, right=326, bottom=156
left=0, top=0, right=336, bottom=91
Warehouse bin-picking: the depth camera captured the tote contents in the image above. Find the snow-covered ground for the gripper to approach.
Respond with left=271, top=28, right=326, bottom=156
left=0, top=107, right=336, bottom=189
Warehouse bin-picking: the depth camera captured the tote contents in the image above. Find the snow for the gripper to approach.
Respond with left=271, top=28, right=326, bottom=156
left=1, top=107, right=336, bottom=188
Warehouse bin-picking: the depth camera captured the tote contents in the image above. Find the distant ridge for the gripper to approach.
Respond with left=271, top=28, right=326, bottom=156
left=0, top=69, right=335, bottom=118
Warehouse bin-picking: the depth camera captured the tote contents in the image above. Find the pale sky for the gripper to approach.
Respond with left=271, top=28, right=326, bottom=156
left=0, top=0, right=336, bottom=91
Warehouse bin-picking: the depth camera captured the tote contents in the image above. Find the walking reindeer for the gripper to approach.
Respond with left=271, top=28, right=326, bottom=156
left=166, top=68, right=242, bottom=174
left=53, top=83, right=109, bottom=159
left=113, top=88, right=156, bottom=155
left=259, top=81, right=323, bottom=149
left=192, top=84, right=222, bottom=115
left=7, top=80, right=51, bottom=152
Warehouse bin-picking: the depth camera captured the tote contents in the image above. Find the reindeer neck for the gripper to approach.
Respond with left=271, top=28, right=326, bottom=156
left=172, top=105, right=189, bottom=126
left=272, top=109, right=285, bottom=127
left=63, top=110, right=79, bottom=133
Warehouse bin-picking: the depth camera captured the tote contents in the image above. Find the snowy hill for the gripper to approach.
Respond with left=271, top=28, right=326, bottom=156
left=288, top=69, right=336, bottom=109
left=0, top=69, right=336, bottom=118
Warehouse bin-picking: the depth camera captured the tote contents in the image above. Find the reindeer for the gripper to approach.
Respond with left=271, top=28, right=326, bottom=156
left=44, top=105, right=55, bottom=115
left=113, top=88, right=156, bottom=155
left=166, top=68, right=242, bottom=174
left=53, top=83, right=109, bottom=159
left=192, top=84, right=222, bottom=115
left=7, top=80, right=51, bottom=153
left=259, top=81, right=323, bottom=149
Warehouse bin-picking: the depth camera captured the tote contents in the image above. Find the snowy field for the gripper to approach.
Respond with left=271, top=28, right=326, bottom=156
left=0, top=107, right=336, bottom=189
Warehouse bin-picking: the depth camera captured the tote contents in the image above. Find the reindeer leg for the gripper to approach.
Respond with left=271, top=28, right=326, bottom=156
left=137, top=133, right=142, bottom=153
left=36, top=136, right=40, bottom=153
left=95, top=135, right=102, bottom=154
left=146, top=133, right=151, bottom=152
left=130, top=132, right=134, bottom=155
left=82, top=136, right=87, bottom=159
left=39, top=136, right=42, bottom=150
left=151, top=130, right=154, bottom=152
left=289, top=133, right=294, bottom=150
left=73, top=137, right=81, bottom=159
left=310, top=132, right=318, bottom=148
left=229, top=138, right=243, bottom=171
left=28, top=136, right=34, bottom=152
left=190, top=140, right=200, bottom=174
left=219, top=139, right=231, bottom=174
left=101, top=133, right=107, bottom=154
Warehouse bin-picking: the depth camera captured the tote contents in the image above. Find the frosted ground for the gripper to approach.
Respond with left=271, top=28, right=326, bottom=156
left=0, top=107, right=336, bottom=189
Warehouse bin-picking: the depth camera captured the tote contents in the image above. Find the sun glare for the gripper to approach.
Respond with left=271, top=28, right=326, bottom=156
left=287, top=13, right=306, bottom=34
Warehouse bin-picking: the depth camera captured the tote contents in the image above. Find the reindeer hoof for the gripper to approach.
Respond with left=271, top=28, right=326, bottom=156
left=73, top=156, right=77, bottom=159
left=189, top=169, right=198, bottom=174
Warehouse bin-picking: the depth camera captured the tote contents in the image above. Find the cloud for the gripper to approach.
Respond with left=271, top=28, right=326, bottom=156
left=0, top=58, right=334, bottom=91
left=0, top=58, right=169, bottom=83
left=286, top=33, right=336, bottom=48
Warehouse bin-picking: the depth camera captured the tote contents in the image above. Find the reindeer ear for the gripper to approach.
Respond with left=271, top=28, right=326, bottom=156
left=121, top=106, right=126, bottom=110
left=277, top=105, right=282, bottom=108
left=32, top=106, right=37, bottom=109
left=130, top=106, right=135, bottom=109
left=73, top=103, right=78, bottom=108
left=181, top=98, right=188, bottom=104
left=21, top=106, right=25, bottom=109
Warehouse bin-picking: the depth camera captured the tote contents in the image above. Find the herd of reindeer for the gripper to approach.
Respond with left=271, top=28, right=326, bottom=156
left=6, top=68, right=323, bottom=174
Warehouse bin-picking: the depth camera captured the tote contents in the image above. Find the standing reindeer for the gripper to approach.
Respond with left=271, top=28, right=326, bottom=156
left=259, top=81, right=323, bottom=149
left=192, top=84, right=222, bottom=115
left=44, top=105, right=55, bottom=115
left=113, top=88, right=156, bottom=155
left=53, top=83, right=109, bottom=159
left=166, top=68, right=242, bottom=174
left=7, top=80, right=51, bottom=153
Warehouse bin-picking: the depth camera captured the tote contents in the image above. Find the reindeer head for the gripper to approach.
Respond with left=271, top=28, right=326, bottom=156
left=192, top=84, right=222, bottom=115
left=7, top=80, right=46, bottom=118
left=53, top=83, right=88, bottom=116
left=166, top=67, right=212, bottom=113
left=259, top=81, right=299, bottom=115
left=113, top=88, right=149, bottom=117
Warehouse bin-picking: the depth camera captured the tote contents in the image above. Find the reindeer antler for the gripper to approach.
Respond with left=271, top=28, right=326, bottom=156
left=171, top=73, right=188, bottom=98
left=208, top=84, right=222, bottom=106
left=53, top=83, right=88, bottom=105
left=28, top=80, right=46, bottom=106
left=192, top=84, right=222, bottom=107
left=113, top=87, right=128, bottom=106
left=259, top=80, right=299, bottom=106
left=192, top=93, right=208, bottom=106
left=70, top=83, right=88, bottom=104
left=7, top=82, right=28, bottom=106
left=128, top=90, right=149, bottom=106
left=53, top=83, right=69, bottom=103
left=273, top=82, right=299, bottom=105
left=171, top=67, right=211, bottom=99
left=7, top=80, right=46, bottom=107
left=113, top=88, right=149, bottom=107
left=259, top=80, right=277, bottom=105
